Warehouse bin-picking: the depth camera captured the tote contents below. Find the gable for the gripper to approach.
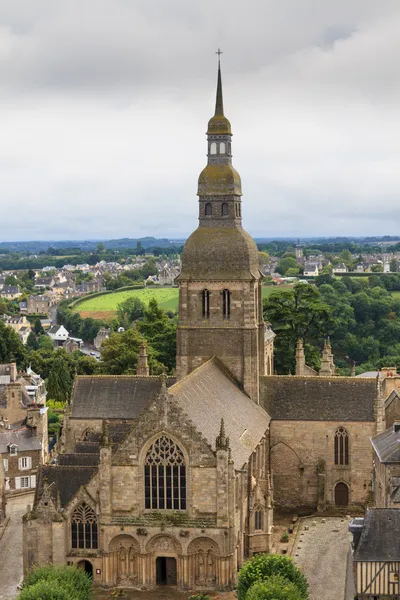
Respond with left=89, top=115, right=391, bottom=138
left=385, top=391, right=400, bottom=429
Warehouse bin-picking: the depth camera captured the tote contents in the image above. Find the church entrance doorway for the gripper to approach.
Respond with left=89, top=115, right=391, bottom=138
left=77, top=560, right=93, bottom=578
left=156, top=556, right=177, bottom=586
left=335, top=482, right=349, bottom=506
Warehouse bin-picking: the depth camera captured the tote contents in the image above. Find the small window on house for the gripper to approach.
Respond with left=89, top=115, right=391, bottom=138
left=202, top=289, right=210, bottom=319
left=71, top=502, right=98, bottom=549
left=205, top=203, right=212, bottom=216
left=9, top=444, right=17, bottom=456
left=222, top=289, right=231, bottom=319
left=219, top=142, right=226, bottom=154
left=221, top=202, right=229, bottom=217
left=20, top=476, right=30, bottom=488
left=19, top=456, right=32, bottom=470
left=334, top=427, right=349, bottom=465
left=254, top=510, right=263, bottom=530
left=210, top=142, right=217, bottom=155
left=3, top=459, right=8, bottom=472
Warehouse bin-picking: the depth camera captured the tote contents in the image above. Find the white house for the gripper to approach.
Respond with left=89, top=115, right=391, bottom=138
left=46, top=324, right=69, bottom=347
left=303, top=263, right=319, bottom=277
left=333, top=263, right=348, bottom=274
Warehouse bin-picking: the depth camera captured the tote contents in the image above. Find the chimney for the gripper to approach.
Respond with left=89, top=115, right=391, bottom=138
left=136, top=342, right=150, bottom=377
left=295, top=339, right=305, bottom=376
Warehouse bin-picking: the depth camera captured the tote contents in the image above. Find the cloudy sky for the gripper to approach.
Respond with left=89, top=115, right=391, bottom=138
left=1, top=1, right=400, bottom=241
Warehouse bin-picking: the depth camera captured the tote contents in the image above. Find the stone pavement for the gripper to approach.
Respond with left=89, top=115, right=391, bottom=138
left=0, top=493, right=34, bottom=600
left=292, top=516, right=352, bottom=600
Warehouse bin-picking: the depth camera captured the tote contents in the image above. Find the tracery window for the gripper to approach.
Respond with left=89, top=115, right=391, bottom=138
left=144, top=435, right=186, bottom=510
left=334, top=427, right=349, bottom=466
left=254, top=509, right=263, bottom=530
left=202, top=289, right=210, bottom=319
left=71, top=502, right=98, bottom=549
left=221, top=202, right=229, bottom=216
left=222, top=289, right=231, bottom=319
left=205, top=203, right=212, bottom=216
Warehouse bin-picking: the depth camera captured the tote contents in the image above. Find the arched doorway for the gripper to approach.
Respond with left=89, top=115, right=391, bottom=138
left=77, top=560, right=93, bottom=578
left=335, top=482, right=349, bottom=506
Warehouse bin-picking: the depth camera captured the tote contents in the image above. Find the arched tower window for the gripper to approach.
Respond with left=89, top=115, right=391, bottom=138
left=222, top=289, right=231, bottom=319
left=334, top=427, right=349, bottom=465
left=71, top=502, right=98, bottom=549
left=144, top=435, right=186, bottom=510
left=202, top=289, right=210, bottom=318
left=205, top=203, right=212, bottom=216
left=254, top=509, right=263, bottom=531
left=221, top=202, right=229, bottom=216
left=219, top=142, right=226, bottom=154
left=210, top=142, right=217, bottom=155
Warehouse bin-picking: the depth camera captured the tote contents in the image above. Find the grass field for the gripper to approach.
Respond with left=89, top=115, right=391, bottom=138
left=72, top=284, right=292, bottom=321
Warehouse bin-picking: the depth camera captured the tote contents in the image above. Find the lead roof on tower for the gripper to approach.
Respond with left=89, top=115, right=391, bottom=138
left=207, top=59, right=232, bottom=135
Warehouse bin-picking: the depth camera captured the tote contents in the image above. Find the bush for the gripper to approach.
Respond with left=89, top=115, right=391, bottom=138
left=280, top=531, right=289, bottom=543
left=245, top=576, right=304, bottom=600
left=18, top=580, right=72, bottom=600
left=236, top=554, right=309, bottom=600
left=23, top=565, right=92, bottom=600
left=188, top=595, right=210, bottom=600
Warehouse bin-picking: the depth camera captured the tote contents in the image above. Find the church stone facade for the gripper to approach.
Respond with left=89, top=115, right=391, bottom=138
left=23, top=62, right=386, bottom=592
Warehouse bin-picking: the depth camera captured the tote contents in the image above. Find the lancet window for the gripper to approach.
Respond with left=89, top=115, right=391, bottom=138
left=202, top=289, right=210, bottom=318
left=254, top=509, right=263, bottom=531
left=205, top=203, right=212, bottom=216
left=71, top=502, right=98, bottom=549
left=144, top=435, right=186, bottom=510
left=221, top=202, right=229, bottom=216
left=334, top=427, right=349, bottom=465
left=222, top=289, right=231, bottom=319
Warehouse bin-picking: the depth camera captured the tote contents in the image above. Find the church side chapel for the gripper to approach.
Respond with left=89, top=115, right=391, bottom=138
left=23, top=57, right=389, bottom=592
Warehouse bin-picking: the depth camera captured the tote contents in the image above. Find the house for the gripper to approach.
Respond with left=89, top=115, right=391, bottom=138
left=3, top=315, right=32, bottom=345
left=94, top=327, right=111, bottom=350
left=333, top=263, right=348, bottom=274
left=0, top=426, right=42, bottom=494
left=1, top=286, right=21, bottom=299
left=303, top=263, right=319, bottom=277
left=34, top=277, right=55, bottom=289
left=47, top=324, right=69, bottom=347
left=27, top=295, right=51, bottom=315
left=349, top=509, right=400, bottom=599
left=371, top=422, right=400, bottom=508
left=75, top=280, right=103, bottom=295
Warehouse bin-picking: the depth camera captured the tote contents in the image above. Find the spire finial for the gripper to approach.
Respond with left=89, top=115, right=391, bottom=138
left=215, top=48, right=224, bottom=116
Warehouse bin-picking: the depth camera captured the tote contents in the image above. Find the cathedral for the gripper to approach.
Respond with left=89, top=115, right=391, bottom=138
left=23, top=61, right=395, bottom=592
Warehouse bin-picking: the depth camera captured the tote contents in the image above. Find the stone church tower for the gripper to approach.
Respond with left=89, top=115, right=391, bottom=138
left=176, top=61, right=266, bottom=402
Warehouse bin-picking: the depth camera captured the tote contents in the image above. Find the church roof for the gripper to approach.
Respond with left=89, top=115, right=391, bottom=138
left=38, top=465, right=97, bottom=508
left=260, top=376, right=376, bottom=421
left=371, top=425, right=400, bottom=463
left=354, top=508, right=400, bottom=561
left=168, top=358, right=270, bottom=469
left=70, top=375, right=176, bottom=420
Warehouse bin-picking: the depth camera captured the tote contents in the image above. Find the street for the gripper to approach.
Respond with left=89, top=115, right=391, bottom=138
left=0, top=493, right=34, bottom=600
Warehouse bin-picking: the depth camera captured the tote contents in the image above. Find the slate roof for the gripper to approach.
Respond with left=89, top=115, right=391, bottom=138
left=354, top=508, right=400, bottom=561
left=371, top=426, right=400, bottom=463
left=58, top=453, right=99, bottom=466
left=38, top=465, right=97, bottom=508
left=169, top=358, right=271, bottom=469
left=259, top=376, right=376, bottom=421
left=71, top=376, right=176, bottom=420
left=0, top=428, right=42, bottom=453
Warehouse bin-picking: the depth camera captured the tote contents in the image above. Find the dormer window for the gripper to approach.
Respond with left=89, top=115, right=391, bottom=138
left=9, top=444, right=17, bottom=456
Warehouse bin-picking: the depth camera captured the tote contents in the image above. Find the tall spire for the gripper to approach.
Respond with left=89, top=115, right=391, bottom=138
left=215, top=54, right=224, bottom=116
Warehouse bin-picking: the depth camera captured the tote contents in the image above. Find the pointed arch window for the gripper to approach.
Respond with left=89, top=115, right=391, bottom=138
left=144, top=435, right=186, bottom=510
left=202, top=289, right=210, bottom=318
left=205, top=203, right=212, bottom=216
left=222, top=289, right=231, bottom=319
left=254, top=509, right=263, bottom=531
left=221, top=202, right=229, bottom=217
left=71, top=502, right=98, bottom=549
left=334, top=427, right=349, bottom=465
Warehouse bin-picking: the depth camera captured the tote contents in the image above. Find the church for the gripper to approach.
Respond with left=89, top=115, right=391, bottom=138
left=23, top=61, right=394, bottom=592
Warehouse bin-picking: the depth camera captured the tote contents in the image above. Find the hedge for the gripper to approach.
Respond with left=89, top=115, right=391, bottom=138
left=22, top=565, right=92, bottom=600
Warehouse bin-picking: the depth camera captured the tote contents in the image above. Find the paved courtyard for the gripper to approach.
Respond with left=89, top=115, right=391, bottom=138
left=293, top=516, right=355, bottom=600
left=93, top=591, right=233, bottom=600
left=0, top=493, right=34, bottom=600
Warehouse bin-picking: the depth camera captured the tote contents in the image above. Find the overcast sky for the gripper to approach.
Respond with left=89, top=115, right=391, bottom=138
left=1, top=1, right=400, bottom=241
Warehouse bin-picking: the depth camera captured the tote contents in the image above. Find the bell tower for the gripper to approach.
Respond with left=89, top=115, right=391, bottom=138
left=176, top=55, right=266, bottom=402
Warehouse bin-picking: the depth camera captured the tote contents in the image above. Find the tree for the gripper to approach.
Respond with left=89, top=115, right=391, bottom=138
left=263, top=283, right=332, bottom=374
left=276, top=257, right=298, bottom=275
left=34, top=318, right=44, bottom=335
left=100, top=327, right=164, bottom=374
left=27, top=269, right=36, bottom=280
left=236, top=554, right=309, bottom=600
left=259, top=251, right=270, bottom=266
left=47, top=356, right=72, bottom=403
left=117, top=296, right=146, bottom=328
left=137, top=299, right=177, bottom=371
left=0, top=320, right=27, bottom=367
left=390, top=258, right=398, bottom=273
left=246, top=575, right=304, bottom=600
left=26, top=332, right=39, bottom=351
left=96, top=242, right=105, bottom=254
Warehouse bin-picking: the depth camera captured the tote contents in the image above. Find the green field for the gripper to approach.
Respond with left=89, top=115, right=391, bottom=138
left=72, top=284, right=292, bottom=321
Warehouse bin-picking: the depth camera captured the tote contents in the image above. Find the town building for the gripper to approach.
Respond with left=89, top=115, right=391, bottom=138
left=24, top=61, right=388, bottom=592
left=94, top=327, right=111, bottom=350
left=1, top=285, right=21, bottom=299
left=3, top=315, right=32, bottom=345
left=303, top=263, right=319, bottom=277
left=27, top=295, right=51, bottom=315
left=47, top=324, right=69, bottom=347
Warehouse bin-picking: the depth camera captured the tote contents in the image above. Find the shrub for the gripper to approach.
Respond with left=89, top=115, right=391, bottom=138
left=236, top=554, right=309, bottom=600
left=188, top=595, right=210, bottom=600
left=23, top=565, right=92, bottom=600
left=280, top=531, right=289, bottom=543
left=18, top=580, right=73, bottom=600
left=245, top=576, right=304, bottom=600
